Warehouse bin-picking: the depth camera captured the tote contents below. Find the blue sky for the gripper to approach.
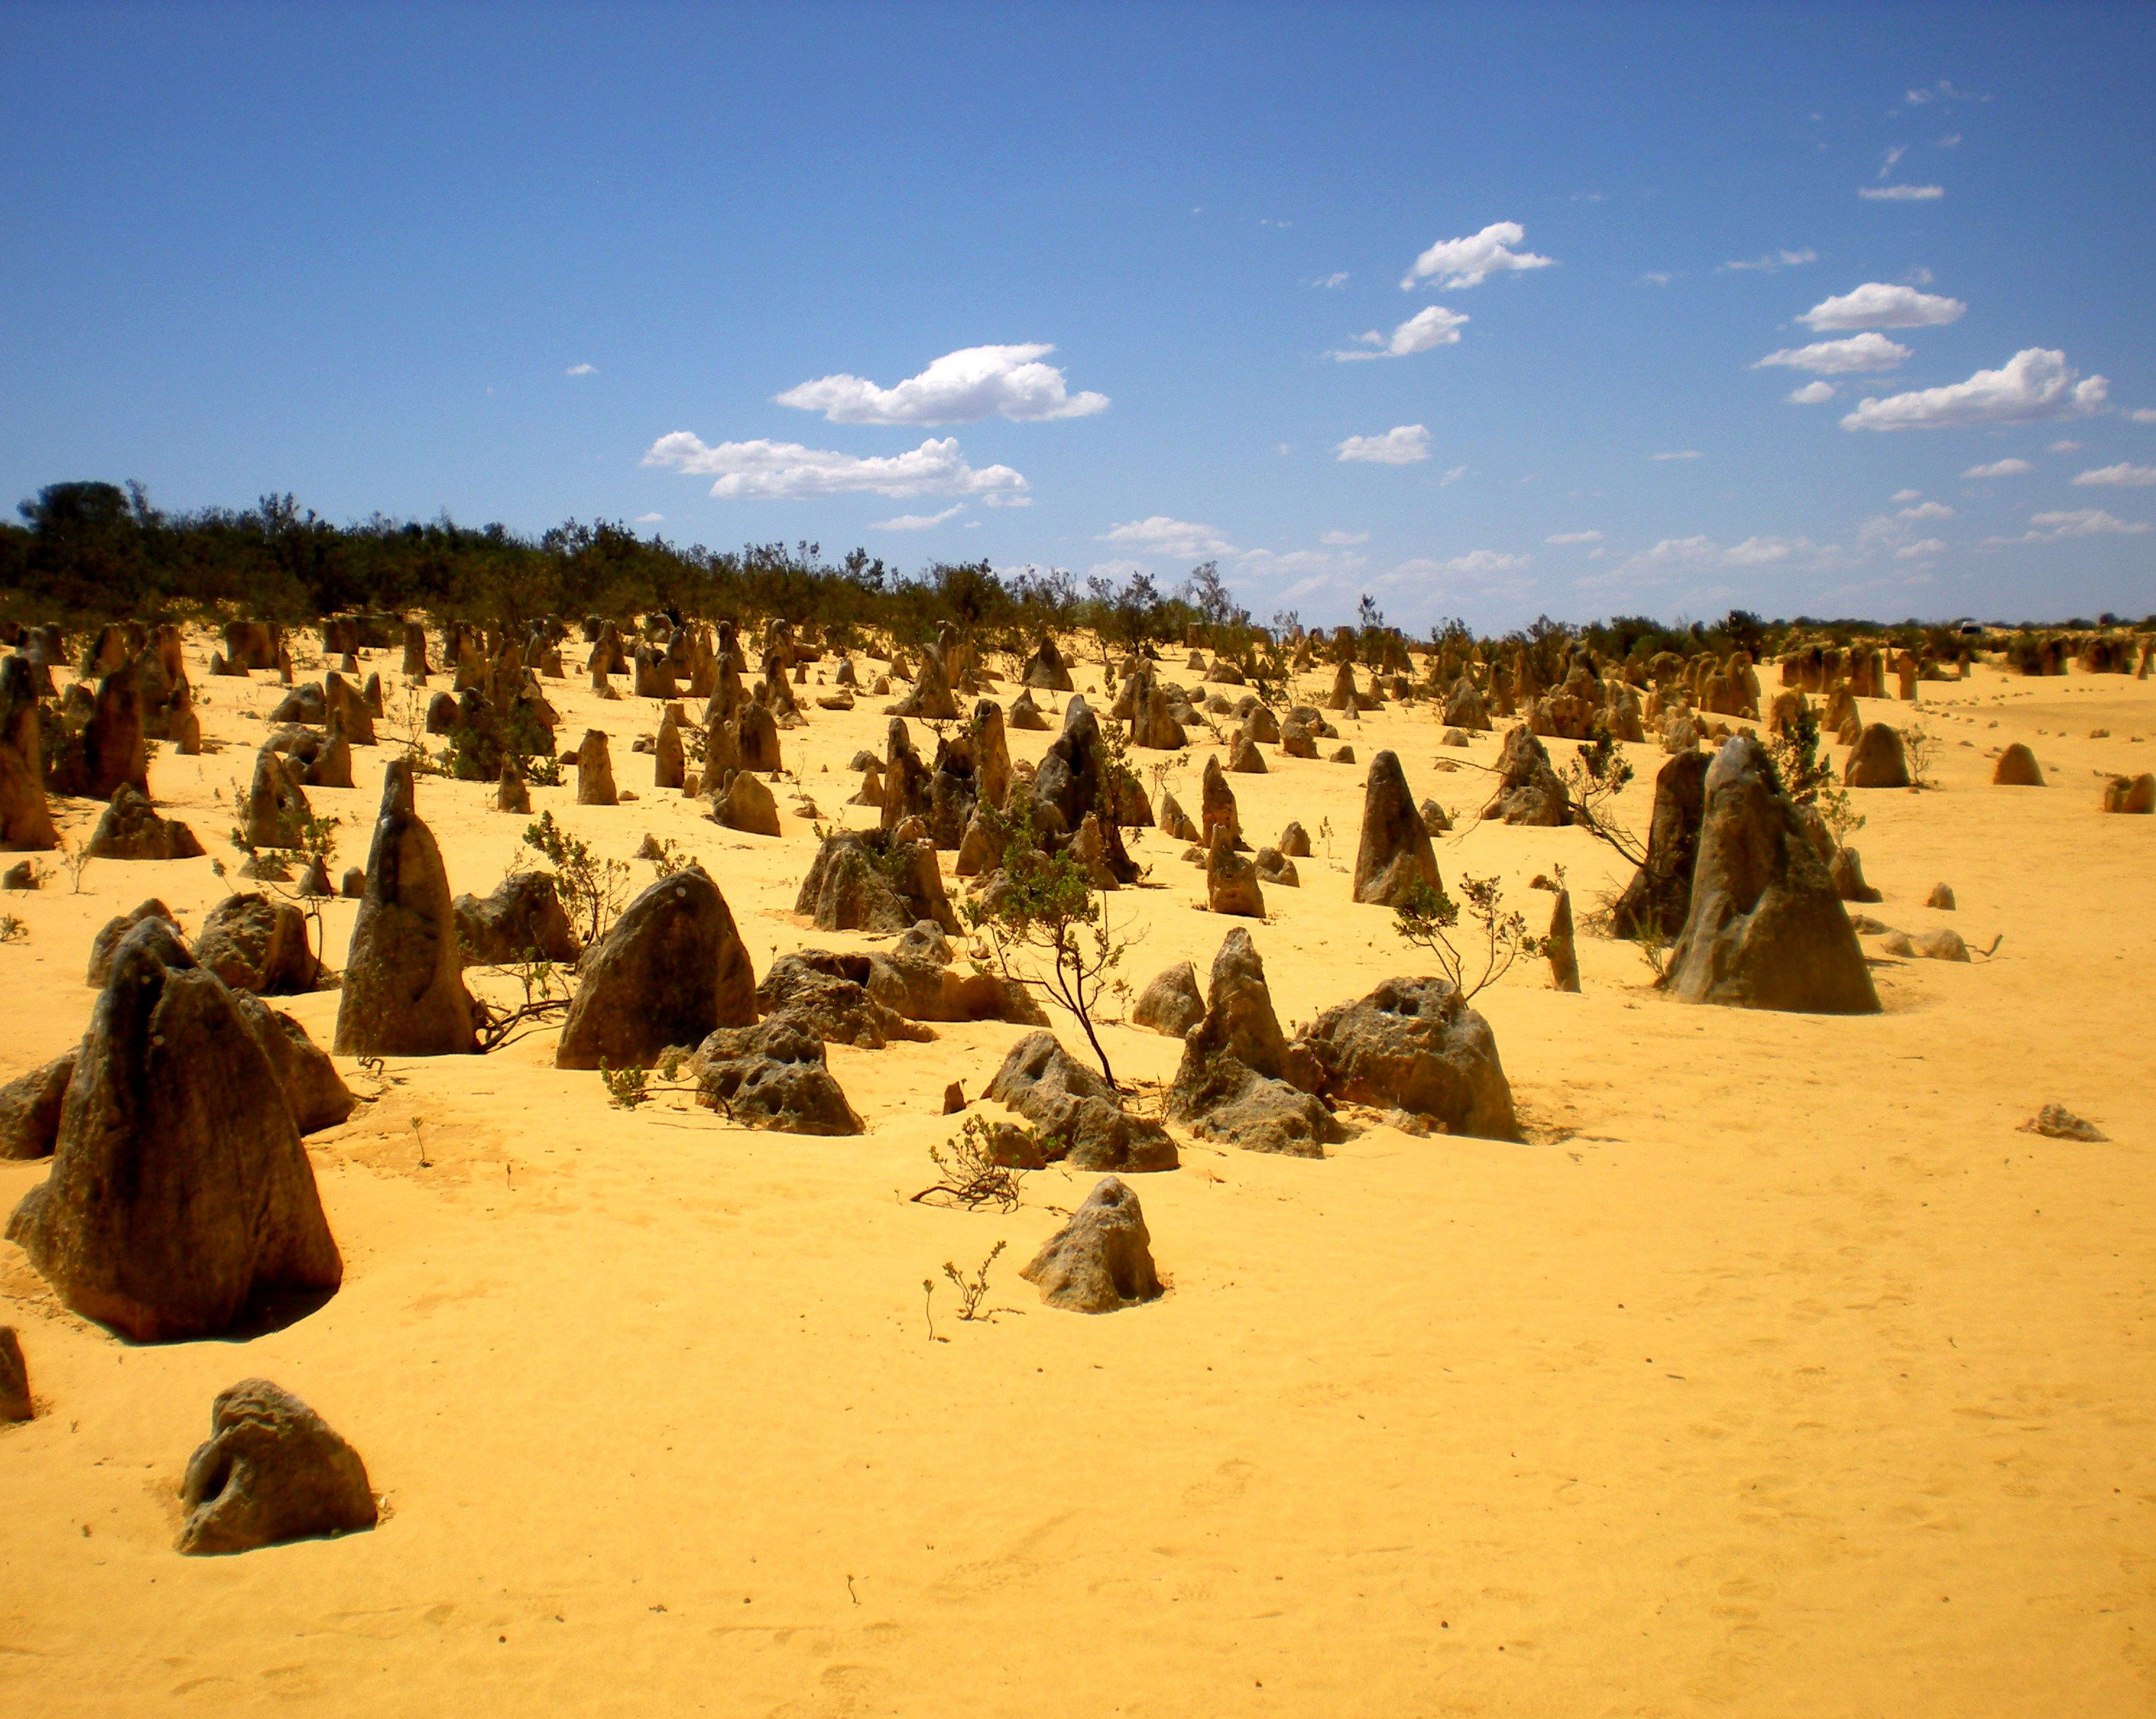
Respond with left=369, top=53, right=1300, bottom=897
left=1, top=1, right=2152, bottom=629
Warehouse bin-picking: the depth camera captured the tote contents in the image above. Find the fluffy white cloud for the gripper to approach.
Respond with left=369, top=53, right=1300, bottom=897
left=2074, top=463, right=2156, bottom=487
left=2132, top=409, right=2156, bottom=424
left=1842, top=349, right=2108, bottom=432
left=1313, top=272, right=1350, bottom=289
left=1985, top=509, right=2151, bottom=544
left=1899, top=500, right=1953, bottom=519
left=1400, top=221, right=1554, bottom=290
left=1859, top=184, right=1945, bottom=201
left=1546, top=529, right=1603, bottom=545
left=1798, top=283, right=1967, bottom=330
left=1335, top=425, right=1431, bottom=465
left=871, top=505, right=965, bottom=530
left=1606, top=534, right=1825, bottom=581
left=1650, top=449, right=1702, bottom=461
left=1321, top=529, right=1370, bottom=545
left=1964, top=458, right=2033, bottom=477
left=1439, top=464, right=1467, bottom=485
left=1097, top=516, right=1236, bottom=558
left=1891, top=488, right=1922, bottom=501
left=634, top=512, right=664, bottom=524
left=1788, top=380, right=1838, bottom=404
left=1756, top=332, right=1912, bottom=375
left=773, top=344, right=1107, bottom=425
left=1332, top=305, right=1469, bottom=360
left=2050, top=439, right=2083, bottom=453
left=1896, top=538, right=1946, bottom=559
left=1721, top=248, right=1818, bottom=273
left=566, top=362, right=597, bottom=376
left=643, top=432, right=1026, bottom=500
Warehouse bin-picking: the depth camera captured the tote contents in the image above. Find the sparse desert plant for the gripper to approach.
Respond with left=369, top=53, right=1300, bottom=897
left=1767, top=704, right=1866, bottom=843
left=600, top=1059, right=649, bottom=1109
left=942, top=1240, right=1007, bottom=1322
left=1902, top=722, right=1940, bottom=790
left=911, top=1113, right=1031, bottom=1212
left=1554, top=725, right=1645, bottom=866
left=1632, top=919, right=1671, bottom=985
left=521, top=810, right=630, bottom=943
left=1392, top=875, right=1541, bottom=1007
left=0, top=913, right=27, bottom=944
left=963, top=803, right=1128, bottom=1088
left=59, top=837, right=90, bottom=895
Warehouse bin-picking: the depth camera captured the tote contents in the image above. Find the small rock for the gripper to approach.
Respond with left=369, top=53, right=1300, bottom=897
left=1019, top=1176, right=1164, bottom=1314
left=942, top=1080, right=966, bottom=1114
left=1925, top=883, right=1956, bottom=910
left=2019, top=1104, right=2107, bottom=1143
left=176, top=1378, right=377, bottom=1556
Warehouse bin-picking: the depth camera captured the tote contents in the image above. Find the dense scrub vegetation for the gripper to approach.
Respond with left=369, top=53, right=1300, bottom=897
left=1, top=481, right=2144, bottom=662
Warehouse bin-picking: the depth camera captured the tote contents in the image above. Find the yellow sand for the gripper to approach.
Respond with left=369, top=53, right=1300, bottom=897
left=2, top=636, right=2152, bottom=1718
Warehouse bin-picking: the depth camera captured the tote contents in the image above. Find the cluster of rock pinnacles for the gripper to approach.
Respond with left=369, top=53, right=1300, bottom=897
left=6, top=610, right=2142, bottom=1555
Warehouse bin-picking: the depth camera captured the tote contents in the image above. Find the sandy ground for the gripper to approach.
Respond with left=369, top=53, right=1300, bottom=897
left=1, top=634, right=2152, bottom=1718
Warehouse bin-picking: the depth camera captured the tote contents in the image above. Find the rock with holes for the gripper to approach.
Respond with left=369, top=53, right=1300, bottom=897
left=243, top=747, right=312, bottom=851
left=85, top=898, right=179, bottom=986
left=6, top=921, right=342, bottom=1341
left=691, top=1018, right=861, bottom=1134
left=1130, top=960, right=1205, bottom=1038
left=195, top=893, right=319, bottom=996
left=795, top=828, right=960, bottom=934
left=984, top=1033, right=1178, bottom=1172
left=2019, top=1104, right=2106, bottom=1143
left=753, top=952, right=933, bottom=1049
left=1481, top=727, right=1570, bottom=827
left=334, top=762, right=477, bottom=1057
left=176, top=1379, right=376, bottom=1556
left=1293, top=976, right=1521, bottom=1143
left=1021, top=1177, right=1164, bottom=1313
left=556, top=864, right=755, bottom=1070
left=1665, top=736, right=1879, bottom=1015
left=1166, top=929, right=1339, bottom=1157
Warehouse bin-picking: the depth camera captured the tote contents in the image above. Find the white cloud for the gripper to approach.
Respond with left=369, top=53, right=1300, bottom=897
left=1439, top=464, right=1467, bottom=485
left=1964, top=457, right=2033, bottom=477
left=2074, top=463, right=2156, bottom=487
left=2049, top=440, right=2083, bottom=453
left=1841, top=349, right=2108, bottom=432
left=1721, top=248, right=1818, bottom=273
left=643, top=432, right=1027, bottom=500
left=1097, top=516, right=1237, bottom=558
left=1321, top=530, right=1370, bottom=545
left=1400, top=221, right=1554, bottom=290
left=773, top=343, right=1107, bottom=425
left=1599, top=534, right=1828, bottom=586
left=1445, top=549, right=1531, bottom=576
left=1798, top=282, right=1966, bottom=330
left=1335, top=425, right=1431, bottom=465
left=1992, top=508, right=2152, bottom=543
left=1896, top=538, right=1946, bottom=559
left=1332, top=304, right=1469, bottom=360
left=1650, top=450, right=1702, bottom=461
left=1899, top=500, right=1953, bottom=519
left=1640, top=270, right=1674, bottom=286
left=634, top=512, right=664, bottom=524
left=566, top=363, right=597, bottom=376
left=871, top=505, right=965, bottom=530
left=1891, top=488, right=1922, bottom=502
left=1755, top=332, right=1912, bottom=375
left=1878, top=145, right=1908, bottom=178
left=1546, top=529, right=1603, bottom=545
left=1939, top=133, right=1961, bottom=148
left=1788, top=380, right=1837, bottom=404
left=2132, top=409, right=2156, bottom=425
left=1859, top=184, right=1946, bottom=201
left=1313, top=272, right=1350, bottom=289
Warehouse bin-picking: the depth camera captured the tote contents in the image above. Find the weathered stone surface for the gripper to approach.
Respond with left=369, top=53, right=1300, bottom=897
left=1205, top=828, right=1265, bottom=917
left=556, top=864, right=755, bottom=1070
left=452, top=871, right=580, bottom=965
left=0, top=1326, right=27, bottom=1421
left=2020, top=1103, right=2106, bottom=1142
left=82, top=668, right=148, bottom=801
left=1007, top=686, right=1050, bottom=730
left=177, top=1379, right=376, bottom=1556
left=984, top=1032, right=1179, bottom=1172
left=85, top=898, right=178, bottom=986
left=1228, top=732, right=1267, bottom=774
left=1352, top=750, right=1439, bottom=907
left=1666, top=736, right=1880, bottom=1014
left=754, top=952, right=933, bottom=1049
left=1545, top=890, right=1580, bottom=992
left=7, top=921, right=342, bottom=1341
left=2102, top=772, right=2156, bottom=814
left=244, top=747, right=312, bottom=850
left=334, top=761, right=477, bottom=1057
left=890, top=647, right=960, bottom=720
left=85, top=784, right=205, bottom=860
left=0, top=657, right=59, bottom=852
left=1021, top=1177, right=1164, bottom=1313
left=1023, top=635, right=1075, bottom=692
left=795, top=828, right=961, bottom=934
left=1167, top=929, right=1339, bottom=1157
left=857, top=921, right=1046, bottom=1026
left=1991, top=742, right=2044, bottom=786
left=1295, top=977, right=1521, bottom=1143
left=1130, top=960, right=1205, bottom=1038
left=1199, top=756, right=1243, bottom=848
left=0, top=1052, right=73, bottom=1161
left=1829, top=846, right=1883, bottom=905
left=692, top=1018, right=861, bottom=1134
left=1254, top=847, right=1299, bottom=887
left=1277, top=820, right=1311, bottom=857
left=195, top=893, right=318, bottom=996
left=715, top=768, right=781, bottom=836
left=1481, top=726, right=1571, bottom=826
left=1608, top=749, right=1709, bottom=940
left=1844, top=722, right=1912, bottom=789
left=229, top=991, right=355, bottom=1135
left=1443, top=675, right=1491, bottom=732
left=575, top=730, right=618, bottom=805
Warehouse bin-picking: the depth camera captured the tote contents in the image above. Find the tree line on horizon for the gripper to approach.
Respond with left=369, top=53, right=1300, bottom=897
left=0, top=480, right=2134, bottom=665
